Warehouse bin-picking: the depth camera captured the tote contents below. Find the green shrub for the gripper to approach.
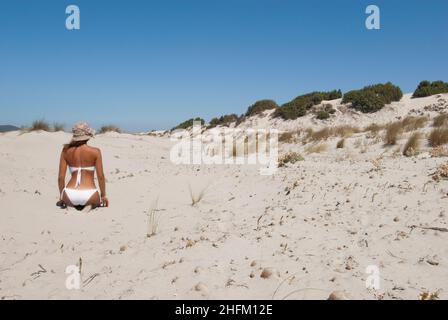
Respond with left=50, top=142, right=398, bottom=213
left=413, top=80, right=448, bottom=98
left=324, top=104, right=336, bottom=114
left=274, top=90, right=342, bottom=120
left=208, top=114, right=239, bottom=128
left=316, top=110, right=330, bottom=120
left=342, top=82, right=403, bottom=113
left=172, top=117, right=205, bottom=131
left=245, top=100, right=278, bottom=117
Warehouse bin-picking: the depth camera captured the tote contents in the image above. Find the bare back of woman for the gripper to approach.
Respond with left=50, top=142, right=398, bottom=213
left=57, top=122, right=108, bottom=211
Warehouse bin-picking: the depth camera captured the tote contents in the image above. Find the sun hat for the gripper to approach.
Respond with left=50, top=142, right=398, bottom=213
left=72, top=122, right=96, bottom=141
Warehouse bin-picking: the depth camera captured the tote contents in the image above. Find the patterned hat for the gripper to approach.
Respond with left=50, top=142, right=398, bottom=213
left=72, top=122, right=96, bottom=141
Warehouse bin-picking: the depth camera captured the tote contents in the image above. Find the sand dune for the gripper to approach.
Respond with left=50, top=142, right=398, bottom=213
left=1, top=94, right=448, bottom=300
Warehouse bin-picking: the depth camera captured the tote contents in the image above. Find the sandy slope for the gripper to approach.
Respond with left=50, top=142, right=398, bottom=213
left=1, top=95, right=448, bottom=300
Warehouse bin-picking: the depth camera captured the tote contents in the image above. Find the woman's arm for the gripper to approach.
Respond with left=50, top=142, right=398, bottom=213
left=95, top=149, right=109, bottom=206
left=58, top=150, right=67, bottom=198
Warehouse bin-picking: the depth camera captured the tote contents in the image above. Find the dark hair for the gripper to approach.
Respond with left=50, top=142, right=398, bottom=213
left=64, top=139, right=88, bottom=150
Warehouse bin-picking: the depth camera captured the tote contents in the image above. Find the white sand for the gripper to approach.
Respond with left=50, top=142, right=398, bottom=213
left=1, top=94, right=448, bottom=300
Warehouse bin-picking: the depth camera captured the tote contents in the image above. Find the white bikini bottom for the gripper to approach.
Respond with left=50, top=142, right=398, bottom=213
left=63, top=188, right=99, bottom=206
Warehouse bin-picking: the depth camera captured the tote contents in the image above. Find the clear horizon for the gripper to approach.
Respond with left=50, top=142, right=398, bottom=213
left=1, top=0, right=448, bottom=132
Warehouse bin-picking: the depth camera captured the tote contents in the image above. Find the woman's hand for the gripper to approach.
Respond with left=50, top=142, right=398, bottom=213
left=56, top=200, right=67, bottom=208
left=101, top=196, right=109, bottom=207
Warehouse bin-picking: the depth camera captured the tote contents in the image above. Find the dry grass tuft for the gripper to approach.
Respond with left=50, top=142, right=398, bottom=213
left=146, top=198, right=160, bottom=238
left=401, top=116, right=428, bottom=132
left=278, top=152, right=304, bottom=167
left=30, top=119, right=51, bottom=132
left=336, top=139, right=345, bottom=149
left=99, top=125, right=122, bottom=134
left=403, top=132, right=421, bottom=157
left=384, top=122, right=403, bottom=146
left=305, top=125, right=359, bottom=143
left=433, top=113, right=448, bottom=127
left=279, top=131, right=299, bottom=143
left=305, top=143, right=328, bottom=154
left=333, top=125, right=360, bottom=137
left=364, top=123, right=384, bottom=136
left=188, top=183, right=208, bottom=206
left=428, top=128, right=448, bottom=147
left=308, top=127, right=331, bottom=142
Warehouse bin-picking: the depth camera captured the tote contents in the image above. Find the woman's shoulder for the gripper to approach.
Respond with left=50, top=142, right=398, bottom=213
left=86, top=145, right=102, bottom=154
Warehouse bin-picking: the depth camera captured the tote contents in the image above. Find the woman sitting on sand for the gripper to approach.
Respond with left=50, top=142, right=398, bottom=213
left=57, top=122, right=109, bottom=210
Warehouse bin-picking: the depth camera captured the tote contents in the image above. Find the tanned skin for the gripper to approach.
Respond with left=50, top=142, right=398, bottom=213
left=57, top=141, right=109, bottom=208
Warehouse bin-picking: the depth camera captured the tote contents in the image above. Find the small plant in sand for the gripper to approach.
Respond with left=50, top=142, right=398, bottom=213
left=433, top=113, right=448, bottom=127
left=305, top=143, right=328, bottom=154
left=403, top=132, right=421, bottom=157
left=428, top=128, right=448, bottom=147
left=383, top=122, right=403, bottom=146
left=278, top=152, right=304, bottom=167
left=430, top=146, right=448, bottom=157
left=336, top=139, right=345, bottom=149
left=146, top=198, right=160, bottom=238
left=30, top=119, right=51, bottom=132
left=371, top=154, right=384, bottom=172
left=419, top=291, right=440, bottom=300
left=99, top=125, right=122, bottom=134
left=188, top=183, right=208, bottom=206
left=432, top=162, right=448, bottom=181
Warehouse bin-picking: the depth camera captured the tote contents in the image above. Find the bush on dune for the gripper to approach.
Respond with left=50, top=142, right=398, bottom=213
left=342, top=82, right=403, bottom=113
left=245, top=100, right=278, bottom=117
left=274, top=90, right=342, bottom=120
left=413, top=80, right=448, bottom=98
left=208, top=114, right=239, bottom=128
left=316, top=110, right=330, bottom=120
left=172, top=117, right=205, bottom=131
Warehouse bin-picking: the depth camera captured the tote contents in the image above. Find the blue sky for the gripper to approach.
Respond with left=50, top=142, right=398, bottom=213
left=1, top=0, right=447, bottom=131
